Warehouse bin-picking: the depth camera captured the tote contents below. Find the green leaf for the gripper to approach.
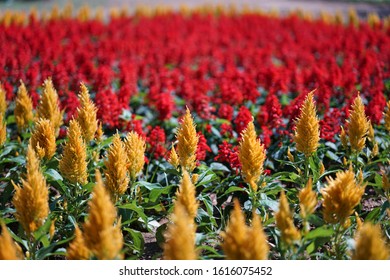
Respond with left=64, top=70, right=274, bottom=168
left=224, top=186, right=246, bottom=195
left=305, top=226, right=334, bottom=240
left=119, top=202, right=148, bottom=226
left=44, top=169, right=63, bottom=181
left=210, top=162, right=230, bottom=172
left=325, top=151, right=340, bottom=162
left=196, top=173, right=218, bottom=186
left=123, top=228, right=144, bottom=253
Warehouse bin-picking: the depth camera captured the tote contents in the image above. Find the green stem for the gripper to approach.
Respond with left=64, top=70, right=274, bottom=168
left=333, top=223, right=343, bottom=260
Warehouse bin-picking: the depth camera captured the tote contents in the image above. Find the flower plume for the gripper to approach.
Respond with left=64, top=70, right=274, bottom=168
left=293, top=90, right=320, bottom=157
left=238, top=120, right=266, bottom=192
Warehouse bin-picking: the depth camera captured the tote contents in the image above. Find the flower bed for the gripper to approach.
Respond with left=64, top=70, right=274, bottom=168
left=0, top=7, right=389, bottom=260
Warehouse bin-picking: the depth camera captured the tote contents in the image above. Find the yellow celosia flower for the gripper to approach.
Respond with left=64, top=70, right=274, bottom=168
left=37, top=78, right=64, bottom=136
left=124, top=131, right=146, bottom=181
left=340, top=126, right=348, bottom=149
left=347, top=95, right=369, bottom=153
left=12, top=145, right=49, bottom=235
left=163, top=201, right=197, bottom=260
left=0, top=114, right=6, bottom=146
left=352, top=223, right=389, bottom=260
left=293, top=90, right=320, bottom=157
left=275, top=191, right=301, bottom=245
left=238, top=120, right=266, bottom=192
left=66, top=225, right=91, bottom=260
left=354, top=212, right=363, bottom=230
left=104, top=134, right=130, bottom=201
left=287, top=147, right=294, bottom=162
left=299, top=178, right=317, bottom=219
left=176, top=171, right=198, bottom=220
left=321, top=168, right=365, bottom=226
left=367, top=122, right=375, bottom=142
left=221, top=199, right=269, bottom=260
left=83, top=170, right=123, bottom=260
left=319, top=162, right=325, bottom=176
left=0, top=83, right=6, bottom=116
left=384, top=100, right=390, bottom=132
left=168, top=146, right=179, bottom=169
left=76, top=83, right=98, bottom=142
left=59, top=119, right=88, bottom=185
left=30, top=119, right=56, bottom=160
left=176, top=108, right=198, bottom=173
left=96, top=121, right=104, bottom=142
left=0, top=222, right=21, bottom=260
left=49, top=219, right=56, bottom=240
left=14, top=81, right=34, bottom=132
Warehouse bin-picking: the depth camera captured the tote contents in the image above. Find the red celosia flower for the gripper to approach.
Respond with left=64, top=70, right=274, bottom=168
left=218, top=104, right=234, bottom=121
left=234, top=106, right=252, bottom=135
left=214, top=141, right=241, bottom=173
left=196, top=131, right=211, bottom=162
left=146, top=126, right=167, bottom=159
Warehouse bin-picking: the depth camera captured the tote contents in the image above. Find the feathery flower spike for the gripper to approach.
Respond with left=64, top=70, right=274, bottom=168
left=104, top=134, right=130, bottom=201
left=299, top=178, right=317, bottom=219
left=37, top=78, right=64, bottom=136
left=124, top=131, right=146, bottom=181
left=76, top=83, right=98, bottom=142
left=275, top=191, right=300, bottom=245
left=163, top=201, right=197, bottom=260
left=239, top=120, right=266, bottom=192
left=59, top=119, right=88, bottom=185
left=321, top=168, right=365, bottom=226
left=352, top=223, right=389, bottom=260
left=0, top=222, right=21, bottom=260
left=14, top=81, right=33, bottom=132
left=12, top=144, right=49, bottom=235
left=66, top=225, right=91, bottom=260
left=176, top=108, right=198, bottom=173
left=176, top=171, right=198, bottom=220
left=221, top=199, right=269, bottom=259
left=30, top=119, right=56, bottom=160
left=293, top=90, right=320, bottom=157
left=347, top=95, right=369, bottom=153
left=83, top=170, right=123, bottom=260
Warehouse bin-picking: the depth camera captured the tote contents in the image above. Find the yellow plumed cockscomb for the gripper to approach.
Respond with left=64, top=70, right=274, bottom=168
left=14, top=81, right=34, bottom=132
left=76, top=83, right=98, bottom=142
left=293, top=90, right=320, bottom=157
left=347, top=95, right=369, bottom=153
left=124, top=131, right=146, bottom=181
left=0, top=114, right=6, bottom=146
left=37, top=78, right=64, bottom=135
left=176, top=171, right=198, bottom=220
left=238, top=120, right=266, bottom=192
left=0, top=83, right=6, bottom=116
left=221, top=199, right=269, bottom=260
left=83, top=170, right=123, bottom=260
left=299, top=178, right=317, bottom=219
left=352, top=223, right=389, bottom=260
left=176, top=108, right=199, bottom=173
left=275, top=191, right=301, bottom=246
left=12, top=144, right=49, bottom=235
left=163, top=201, right=197, bottom=260
left=321, top=168, right=365, bottom=226
left=59, top=119, right=88, bottom=185
left=104, top=134, right=130, bottom=201
left=168, top=146, right=179, bottom=170
left=0, top=222, right=22, bottom=260
left=66, top=225, right=91, bottom=260
left=30, top=119, right=56, bottom=160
